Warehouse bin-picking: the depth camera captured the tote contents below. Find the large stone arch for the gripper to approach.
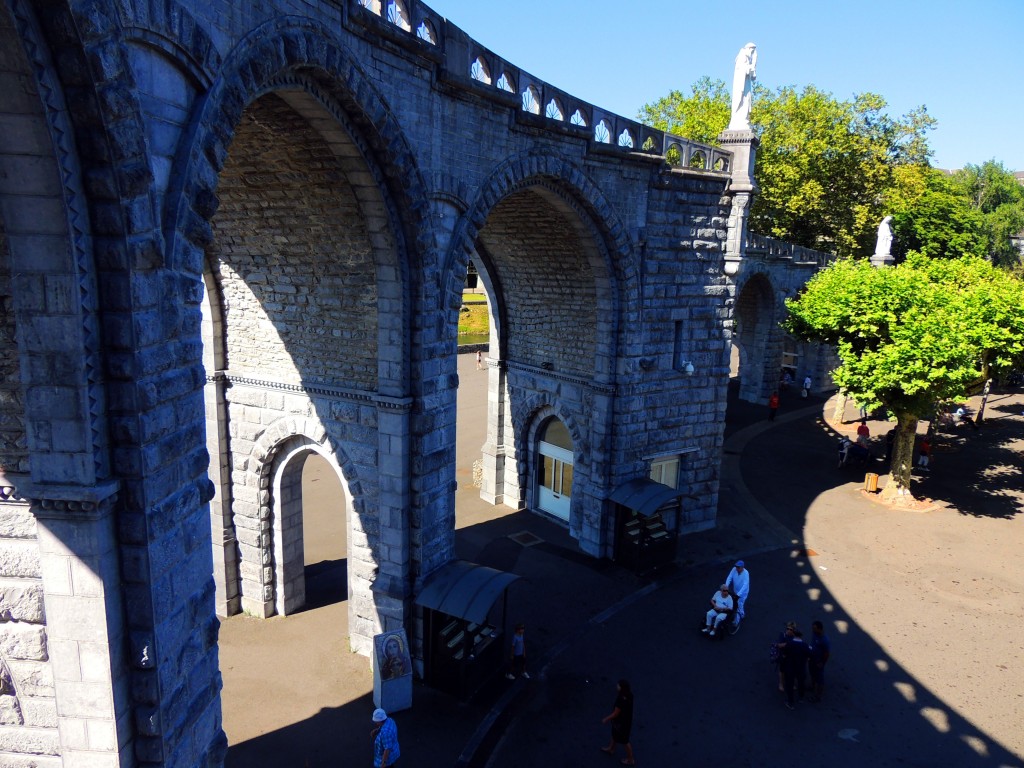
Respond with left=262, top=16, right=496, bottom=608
left=731, top=269, right=780, bottom=403
left=168, top=18, right=433, bottom=655
left=441, top=152, right=635, bottom=554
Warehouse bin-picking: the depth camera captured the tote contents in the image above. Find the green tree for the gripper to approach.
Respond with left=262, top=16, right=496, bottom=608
left=888, top=166, right=988, bottom=260
left=784, top=255, right=1024, bottom=500
left=639, top=84, right=935, bottom=258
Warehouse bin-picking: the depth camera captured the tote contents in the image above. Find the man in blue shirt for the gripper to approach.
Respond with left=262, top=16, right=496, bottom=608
left=372, top=708, right=400, bottom=767
left=809, top=620, right=831, bottom=702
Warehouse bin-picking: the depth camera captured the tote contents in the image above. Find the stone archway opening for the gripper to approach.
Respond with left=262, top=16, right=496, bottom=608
left=464, top=182, right=617, bottom=549
left=732, top=273, right=777, bottom=403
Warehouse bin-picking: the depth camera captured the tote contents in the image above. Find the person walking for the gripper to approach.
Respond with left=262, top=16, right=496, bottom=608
left=808, top=620, right=831, bottom=702
left=600, top=679, right=635, bottom=765
left=725, top=560, right=750, bottom=620
left=505, top=623, right=529, bottom=680
left=475, top=350, right=483, bottom=370
left=371, top=708, right=400, bottom=767
left=768, top=391, right=780, bottom=421
left=917, top=436, right=931, bottom=472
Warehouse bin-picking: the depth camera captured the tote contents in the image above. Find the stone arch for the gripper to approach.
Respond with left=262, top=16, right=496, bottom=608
left=513, top=397, right=589, bottom=527
left=444, top=150, right=637, bottom=366
left=247, top=416, right=367, bottom=617
left=164, top=18, right=433, bottom=343
left=731, top=269, right=779, bottom=403
left=122, top=0, right=223, bottom=90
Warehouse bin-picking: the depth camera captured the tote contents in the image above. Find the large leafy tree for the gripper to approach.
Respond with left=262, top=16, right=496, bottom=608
left=784, top=255, right=1024, bottom=500
left=887, top=161, right=1024, bottom=266
left=638, top=83, right=935, bottom=258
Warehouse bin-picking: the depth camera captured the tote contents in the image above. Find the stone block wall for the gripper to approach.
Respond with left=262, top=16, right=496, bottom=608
left=0, top=495, right=60, bottom=767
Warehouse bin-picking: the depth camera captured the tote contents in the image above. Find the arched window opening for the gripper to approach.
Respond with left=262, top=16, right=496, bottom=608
left=496, top=71, right=515, bottom=93
left=416, top=19, right=437, bottom=44
left=594, top=119, right=611, bottom=144
left=569, top=109, right=587, bottom=127
left=471, top=56, right=492, bottom=85
left=545, top=98, right=564, bottom=121
left=387, top=0, right=412, bottom=31
left=522, top=85, right=541, bottom=115
left=617, top=129, right=635, bottom=149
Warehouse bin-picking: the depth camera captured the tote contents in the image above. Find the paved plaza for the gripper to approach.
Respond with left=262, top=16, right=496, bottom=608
left=219, top=355, right=1024, bottom=767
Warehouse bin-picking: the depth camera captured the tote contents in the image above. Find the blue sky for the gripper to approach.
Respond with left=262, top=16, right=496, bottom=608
left=425, top=0, right=1023, bottom=171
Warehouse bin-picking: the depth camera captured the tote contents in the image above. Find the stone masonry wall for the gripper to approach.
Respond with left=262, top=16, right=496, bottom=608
left=0, top=230, right=28, bottom=476
left=0, top=497, right=59, bottom=767
left=477, top=189, right=599, bottom=376
left=209, top=93, right=379, bottom=388
left=609, top=171, right=733, bottom=534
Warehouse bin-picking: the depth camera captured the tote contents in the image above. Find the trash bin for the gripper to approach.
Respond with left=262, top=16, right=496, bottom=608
left=864, top=472, right=879, bottom=493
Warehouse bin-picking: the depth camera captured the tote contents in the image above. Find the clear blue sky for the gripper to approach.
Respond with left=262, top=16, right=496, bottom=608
left=425, top=0, right=1023, bottom=172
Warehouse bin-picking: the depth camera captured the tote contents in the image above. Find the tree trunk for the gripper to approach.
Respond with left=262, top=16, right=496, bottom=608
left=832, top=388, right=849, bottom=422
left=881, top=412, right=918, bottom=501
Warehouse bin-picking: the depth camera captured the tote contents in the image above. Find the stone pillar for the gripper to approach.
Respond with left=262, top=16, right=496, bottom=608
left=479, top=358, right=521, bottom=508
left=365, top=401, right=412, bottom=657
left=718, top=129, right=760, bottom=275
left=205, top=372, right=239, bottom=617
left=27, top=481, right=133, bottom=768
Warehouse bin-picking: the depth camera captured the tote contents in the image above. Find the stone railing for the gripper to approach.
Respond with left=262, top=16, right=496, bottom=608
left=744, top=232, right=836, bottom=269
left=347, top=0, right=732, bottom=174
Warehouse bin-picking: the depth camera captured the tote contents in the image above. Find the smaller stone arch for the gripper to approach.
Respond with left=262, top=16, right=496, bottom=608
left=242, top=416, right=366, bottom=618
left=730, top=270, right=779, bottom=403
left=359, top=0, right=383, bottom=14
left=689, top=150, right=707, bottom=169
left=512, top=397, right=589, bottom=522
left=617, top=128, right=635, bottom=149
left=594, top=119, right=612, bottom=144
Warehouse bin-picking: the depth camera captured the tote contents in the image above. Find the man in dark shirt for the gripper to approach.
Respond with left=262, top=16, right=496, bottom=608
left=809, top=620, right=831, bottom=702
left=780, top=629, right=810, bottom=710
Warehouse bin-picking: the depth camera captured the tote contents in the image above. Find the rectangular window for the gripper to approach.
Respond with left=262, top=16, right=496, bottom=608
left=650, top=457, right=680, bottom=489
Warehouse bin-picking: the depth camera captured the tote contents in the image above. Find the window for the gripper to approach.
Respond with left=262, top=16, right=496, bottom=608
left=650, top=457, right=680, bottom=489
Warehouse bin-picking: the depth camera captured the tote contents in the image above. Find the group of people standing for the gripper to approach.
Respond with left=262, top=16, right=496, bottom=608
left=772, top=620, right=831, bottom=710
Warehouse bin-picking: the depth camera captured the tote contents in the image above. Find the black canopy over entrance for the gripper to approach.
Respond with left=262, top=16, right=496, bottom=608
left=609, top=478, right=684, bottom=572
left=415, top=560, right=521, bottom=697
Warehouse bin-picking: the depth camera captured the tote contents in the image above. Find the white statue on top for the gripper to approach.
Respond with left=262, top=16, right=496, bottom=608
left=728, top=43, right=757, bottom=131
left=875, top=215, right=893, bottom=256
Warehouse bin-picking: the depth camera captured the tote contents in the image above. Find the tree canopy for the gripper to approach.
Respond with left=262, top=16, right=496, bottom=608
left=638, top=81, right=936, bottom=258
left=784, top=254, right=1024, bottom=496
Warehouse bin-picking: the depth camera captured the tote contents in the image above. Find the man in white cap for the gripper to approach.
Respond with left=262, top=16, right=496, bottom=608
left=703, top=584, right=734, bottom=636
left=371, top=708, right=400, bottom=767
left=726, top=560, right=750, bottom=619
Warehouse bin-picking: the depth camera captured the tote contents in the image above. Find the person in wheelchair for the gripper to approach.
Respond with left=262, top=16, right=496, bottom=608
left=702, top=584, right=734, bottom=637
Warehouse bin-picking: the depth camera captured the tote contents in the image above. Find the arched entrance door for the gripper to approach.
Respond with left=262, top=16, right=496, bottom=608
left=537, top=418, right=574, bottom=521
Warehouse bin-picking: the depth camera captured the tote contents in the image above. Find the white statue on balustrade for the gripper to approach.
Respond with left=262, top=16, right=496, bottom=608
left=728, top=43, right=757, bottom=131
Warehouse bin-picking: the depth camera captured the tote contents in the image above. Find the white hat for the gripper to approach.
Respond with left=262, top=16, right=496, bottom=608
left=372, top=708, right=387, bottom=723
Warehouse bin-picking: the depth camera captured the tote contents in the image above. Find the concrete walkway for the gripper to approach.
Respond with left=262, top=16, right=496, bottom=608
left=219, top=362, right=1024, bottom=768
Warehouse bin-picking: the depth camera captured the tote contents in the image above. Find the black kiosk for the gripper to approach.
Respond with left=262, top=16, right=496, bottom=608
left=610, top=478, right=683, bottom=573
left=416, top=560, right=521, bottom=699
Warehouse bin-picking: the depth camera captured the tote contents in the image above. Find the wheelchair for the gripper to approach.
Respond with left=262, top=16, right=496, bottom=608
left=699, top=592, right=742, bottom=640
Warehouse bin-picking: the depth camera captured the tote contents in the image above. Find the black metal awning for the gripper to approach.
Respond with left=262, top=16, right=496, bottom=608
left=608, top=478, right=684, bottom=517
left=415, top=560, right=521, bottom=625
